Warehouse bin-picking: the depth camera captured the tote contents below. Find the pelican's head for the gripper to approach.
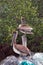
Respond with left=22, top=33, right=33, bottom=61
left=13, top=31, right=18, bottom=40
left=21, top=16, right=25, bottom=21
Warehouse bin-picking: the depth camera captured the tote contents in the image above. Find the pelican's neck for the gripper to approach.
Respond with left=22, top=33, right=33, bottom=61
left=22, top=34, right=27, bottom=47
left=12, top=33, right=17, bottom=46
left=13, top=41, right=21, bottom=55
left=12, top=39, right=16, bottom=44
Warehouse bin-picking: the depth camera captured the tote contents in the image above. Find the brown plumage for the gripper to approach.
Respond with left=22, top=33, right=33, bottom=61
left=14, top=44, right=30, bottom=55
left=18, top=24, right=33, bottom=34
left=12, top=31, right=31, bottom=56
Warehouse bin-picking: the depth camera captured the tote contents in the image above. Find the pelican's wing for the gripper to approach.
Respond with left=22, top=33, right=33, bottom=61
left=15, top=44, right=30, bottom=54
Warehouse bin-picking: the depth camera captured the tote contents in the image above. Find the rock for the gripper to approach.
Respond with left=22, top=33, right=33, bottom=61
left=0, top=55, right=34, bottom=65
left=0, top=53, right=43, bottom=65
left=0, top=56, right=19, bottom=65
left=33, top=53, right=43, bottom=61
left=33, top=53, right=43, bottom=65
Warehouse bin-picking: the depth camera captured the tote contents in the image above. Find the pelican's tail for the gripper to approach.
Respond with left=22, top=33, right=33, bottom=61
left=26, top=51, right=34, bottom=57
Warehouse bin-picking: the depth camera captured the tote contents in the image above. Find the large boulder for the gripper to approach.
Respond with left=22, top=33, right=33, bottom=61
left=0, top=56, right=19, bottom=65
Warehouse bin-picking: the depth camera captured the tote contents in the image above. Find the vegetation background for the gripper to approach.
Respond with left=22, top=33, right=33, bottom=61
left=0, top=0, right=43, bottom=52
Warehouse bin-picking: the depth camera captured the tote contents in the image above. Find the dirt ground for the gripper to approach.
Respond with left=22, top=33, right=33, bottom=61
left=0, top=43, right=19, bottom=62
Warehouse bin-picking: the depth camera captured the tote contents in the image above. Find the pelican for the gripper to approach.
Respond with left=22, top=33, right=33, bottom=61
left=12, top=31, right=31, bottom=56
left=18, top=24, right=33, bottom=34
left=18, top=16, right=33, bottom=34
left=18, top=16, right=33, bottom=47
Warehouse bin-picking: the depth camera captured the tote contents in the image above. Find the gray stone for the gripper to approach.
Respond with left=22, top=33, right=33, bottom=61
left=0, top=53, right=43, bottom=65
left=0, top=56, right=19, bottom=65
